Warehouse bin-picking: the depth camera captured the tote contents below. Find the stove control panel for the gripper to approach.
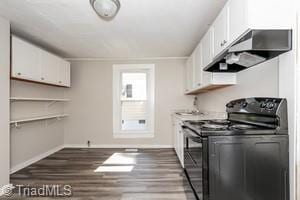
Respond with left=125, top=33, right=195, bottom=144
left=226, top=98, right=285, bottom=115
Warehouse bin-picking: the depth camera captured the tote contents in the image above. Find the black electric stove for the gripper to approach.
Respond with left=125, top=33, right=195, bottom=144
left=182, top=97, right=289, bottom=200
left=183, top=119, right=276, bottom=136
left=183, top=97, right=288, bottom=137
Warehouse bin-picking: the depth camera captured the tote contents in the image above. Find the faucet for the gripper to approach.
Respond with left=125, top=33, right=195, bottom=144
left=192, top=96, right=202, bottom=114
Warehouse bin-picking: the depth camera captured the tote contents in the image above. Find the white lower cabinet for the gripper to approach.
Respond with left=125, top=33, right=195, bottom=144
left=173, top=117, right=184, bottom=168
left=11, top=35, right=71, bottom=87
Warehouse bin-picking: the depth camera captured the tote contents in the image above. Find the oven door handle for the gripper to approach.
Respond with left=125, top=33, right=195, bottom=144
left=186, top=151, right=198, bottom=167
left=183, top=127, right=203, bottom=140
left=190, top=137, right=203, bottom=143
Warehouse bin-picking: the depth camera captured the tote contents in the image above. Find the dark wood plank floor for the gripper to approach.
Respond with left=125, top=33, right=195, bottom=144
left=10, top=148, right=196, bottom=200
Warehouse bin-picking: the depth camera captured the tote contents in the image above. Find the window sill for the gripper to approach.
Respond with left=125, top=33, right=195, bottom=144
left=113, top=133, right=154, bottom=139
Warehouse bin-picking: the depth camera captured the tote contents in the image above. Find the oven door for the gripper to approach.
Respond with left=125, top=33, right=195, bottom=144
left=183, top=127, right=206, bottom=200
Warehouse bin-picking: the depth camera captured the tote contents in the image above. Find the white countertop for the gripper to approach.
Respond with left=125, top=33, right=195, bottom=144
left=172, top=111, right=227, bottom=121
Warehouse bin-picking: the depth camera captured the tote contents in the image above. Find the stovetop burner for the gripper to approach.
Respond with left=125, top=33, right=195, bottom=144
left=209, top=119, right=231, bottom=125
left=183, top=119, right=276, bottom=136
left=201, top=123, right=228, bottom=130
left=229, top=124, right=257, bottom=130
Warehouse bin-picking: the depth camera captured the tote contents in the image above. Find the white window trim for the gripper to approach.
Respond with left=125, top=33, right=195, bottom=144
left=113, top=64, right=155, bottom=138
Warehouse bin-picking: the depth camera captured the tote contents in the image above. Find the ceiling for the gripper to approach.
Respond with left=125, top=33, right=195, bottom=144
left=0, top=0, right=226, bottom=59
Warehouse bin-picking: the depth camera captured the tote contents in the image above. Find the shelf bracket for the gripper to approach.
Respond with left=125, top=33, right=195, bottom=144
left=13, top=122, right=21, bottom=129
left=47, top=100, right=57, bottom=107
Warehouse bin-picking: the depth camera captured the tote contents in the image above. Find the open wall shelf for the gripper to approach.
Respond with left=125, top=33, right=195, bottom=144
left=10, top=114, right=69, bottom=128
left=10, top=97, right=70, bottom=102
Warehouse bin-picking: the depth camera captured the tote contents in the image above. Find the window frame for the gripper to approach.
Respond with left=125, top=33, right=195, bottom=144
left=113, top=64, right=155, bottom=138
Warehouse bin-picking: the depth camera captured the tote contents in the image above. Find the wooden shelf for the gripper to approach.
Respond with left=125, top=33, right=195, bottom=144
left=10, top=97, right=70, bottom=102
left=10, top=114, right=69, bottom=127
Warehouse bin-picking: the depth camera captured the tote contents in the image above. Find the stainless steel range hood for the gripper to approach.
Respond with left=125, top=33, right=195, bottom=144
left=204, top=30, right=292, bottom=72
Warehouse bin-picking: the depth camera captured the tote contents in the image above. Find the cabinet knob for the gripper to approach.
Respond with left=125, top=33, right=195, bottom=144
left=198, top=83, right=201, bottom=86
left=59, top=81, right=62, bottom=84
left=41, top=77, right=44, bottom=80
left=17, top=72, right=21, bottom=76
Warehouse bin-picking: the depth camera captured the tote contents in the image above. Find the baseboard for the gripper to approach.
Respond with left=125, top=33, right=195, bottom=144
left=63, top=144, right=173, bottom=149
left=10, top=145, right=64, bottom=174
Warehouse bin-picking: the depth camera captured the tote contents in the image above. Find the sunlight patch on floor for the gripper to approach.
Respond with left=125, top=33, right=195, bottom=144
left=95, top=152, right=140, bottom=173
left=103, top=153, right=139, bottom=165
left=94, top=165, right=134, bottom=172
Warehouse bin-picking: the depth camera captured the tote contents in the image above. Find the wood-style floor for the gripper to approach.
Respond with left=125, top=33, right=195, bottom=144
left=10, top=148, right=196, bottom=200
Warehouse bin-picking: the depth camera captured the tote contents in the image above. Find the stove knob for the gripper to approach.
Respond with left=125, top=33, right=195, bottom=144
left=226, top=103, right=234, bottom=108
left=267, top=102, right=275, bottom=110
left=261, top=102, right=267, bottom=108
left=242, top=102, right=248, bottom=108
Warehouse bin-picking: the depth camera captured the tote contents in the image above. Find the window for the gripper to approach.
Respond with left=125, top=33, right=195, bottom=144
left=113, top=64, right=155, bottom=138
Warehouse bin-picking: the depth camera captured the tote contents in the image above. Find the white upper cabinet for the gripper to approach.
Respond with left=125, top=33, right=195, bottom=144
left=193, top=43, right=202, bottom=88
left=228, top=0, right=291, bottom=45
left=59, top=60, right=71, bottom=87
left=11, top=36, right=41, bottom=81
left=201, top=28, right=214, bottom=68
left=246, top=0, right=292, bottom=30
left=185, top=55, right=195, bottom=93
left=11, top=35, right=71, bottom=87
left=228, top=0, right=247, bottom=44
left=212, top=3, right=229, bottom=57
left=40, top=50, right=60, bottom=84
left=184, top=0, right=291, bottom=95
left=212, top=0, right=291, bottom=58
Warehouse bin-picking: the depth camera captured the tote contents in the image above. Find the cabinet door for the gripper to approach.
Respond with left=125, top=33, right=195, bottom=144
left=213, top=4, right=229, bottom=57
left=178, top=127, right=184, bottom=168
left=185, top=55, right=194, bottom=92
left=40, top=50, right=60, bottom=84
left=228, top=0, right=247, bottom=44
left=193, top=43, right=202, bottom=88
left=201, top=28, right=214, bottom=68
left=209, top=135, right=289, bottom=200
left=11, top=36, right=41, bottom=81
left=247, top=0, right=292, bottom=30
left=173, top=119, right=178, bottom=154
left=59, top=60, right=71, bottom=87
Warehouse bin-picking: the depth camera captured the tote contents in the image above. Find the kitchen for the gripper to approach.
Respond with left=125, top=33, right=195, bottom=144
left=0, top=0, right=299, bottom=199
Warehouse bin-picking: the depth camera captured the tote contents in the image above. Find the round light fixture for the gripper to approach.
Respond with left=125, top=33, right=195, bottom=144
left=90, top=0, right=121, bottom=20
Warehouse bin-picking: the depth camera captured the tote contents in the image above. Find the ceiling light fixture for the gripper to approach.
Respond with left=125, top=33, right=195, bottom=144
left=90, top=0, right=121, bottom=20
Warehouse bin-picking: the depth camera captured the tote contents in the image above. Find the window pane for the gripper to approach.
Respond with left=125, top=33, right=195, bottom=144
left=121, top=73, right=147, bottom=100
left=121, top=101, right=147, bottom=131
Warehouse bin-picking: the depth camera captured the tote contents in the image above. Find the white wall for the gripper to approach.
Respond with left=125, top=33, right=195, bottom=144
left=197, top=58, right=279, bottom=112
left=10, top=80, right=67, bottom=172
left=64, top=59, right=192, bottom=147
left=278, top=3, right=298, bottom=199
left=0, top=16, right=10, bottom=186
